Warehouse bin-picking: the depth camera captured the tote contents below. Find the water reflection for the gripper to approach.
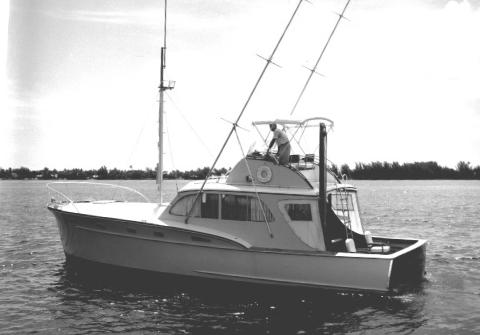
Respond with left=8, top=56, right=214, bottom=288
left=48, top=258, right=427, bottom=334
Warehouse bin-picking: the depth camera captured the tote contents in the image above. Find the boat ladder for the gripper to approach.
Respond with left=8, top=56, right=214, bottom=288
left=335, top=186, right=354, bottom=240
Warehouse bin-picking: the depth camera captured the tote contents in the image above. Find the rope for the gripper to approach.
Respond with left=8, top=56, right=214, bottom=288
left=124, top=115, right=149, bottom=169
left=284, top=127, right=306, bottom=155
left=108, top=107, right=151, bottom=201
left=164, top=107, right=179, bottom=192
left=253, top=124, right=269, bottom=148
left=165, top=92, right=214, bottom=159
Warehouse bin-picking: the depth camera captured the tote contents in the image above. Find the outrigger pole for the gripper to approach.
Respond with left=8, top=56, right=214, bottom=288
left=290, top=0, right=351, bottom=116
left=185, top=0, right=306, bottom=224
left=157, top=0, right=174, bottom=204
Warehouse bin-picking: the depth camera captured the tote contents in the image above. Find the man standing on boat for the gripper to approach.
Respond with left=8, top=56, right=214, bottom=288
left=267, top=123, right=291, bottom=165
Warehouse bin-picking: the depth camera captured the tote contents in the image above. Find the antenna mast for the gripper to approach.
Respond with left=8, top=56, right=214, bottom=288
left=157, top=0, right=175, bottom=203
left=290, top=0, right=350, bottom=115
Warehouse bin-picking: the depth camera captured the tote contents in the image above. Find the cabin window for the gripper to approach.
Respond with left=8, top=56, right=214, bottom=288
left=221, top=194, right=274, bottom=222
left=250, top=197, right=274, bottom=222
left=170, top=193, right=219, bottom=219
left=201, top=194, right=219, bottom=219
left=222, top=195, right=248, bottom=221
left=170, top=194, right=200, bottom=217
left=329, top=192, right=355, bottom=211
left=285, top=203, right=312, bottom=221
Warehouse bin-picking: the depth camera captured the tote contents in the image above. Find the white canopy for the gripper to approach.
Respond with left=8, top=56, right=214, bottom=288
left=252, top=117, right=334, bottom=128
left=252, top=119, right=302, bottom=126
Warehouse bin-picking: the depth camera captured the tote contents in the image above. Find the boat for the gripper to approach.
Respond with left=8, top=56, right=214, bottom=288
left=47, top=0, right=426, bottom=293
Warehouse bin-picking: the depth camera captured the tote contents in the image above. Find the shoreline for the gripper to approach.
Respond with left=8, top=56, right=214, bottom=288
left=2, top=160, right=479, bottom=180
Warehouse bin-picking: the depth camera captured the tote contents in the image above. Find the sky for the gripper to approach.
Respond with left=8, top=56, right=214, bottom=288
left=1, top=0, right=480, bottom=171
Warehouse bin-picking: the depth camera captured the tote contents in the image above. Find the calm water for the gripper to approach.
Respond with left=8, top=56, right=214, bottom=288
left=1, top=179, right=479, bottom=334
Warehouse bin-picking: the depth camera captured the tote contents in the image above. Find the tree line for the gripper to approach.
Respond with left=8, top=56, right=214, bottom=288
left=1, top=161, right=479, bottom=180
left=330, top=161, right=480, bottom=180
left=0, top=166, right=228, bottom=180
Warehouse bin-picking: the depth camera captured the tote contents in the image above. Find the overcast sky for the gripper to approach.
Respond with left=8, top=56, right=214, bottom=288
left=1, top=0, right=479, bottom=171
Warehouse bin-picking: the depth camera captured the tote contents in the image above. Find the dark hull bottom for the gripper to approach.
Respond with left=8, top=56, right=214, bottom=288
left=63, top=254, right=426, bottom=297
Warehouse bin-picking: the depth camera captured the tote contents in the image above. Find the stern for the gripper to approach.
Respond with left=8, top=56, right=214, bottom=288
left=388, top=239, right=427, bottom=291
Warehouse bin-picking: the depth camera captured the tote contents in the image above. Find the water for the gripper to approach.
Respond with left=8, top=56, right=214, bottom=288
left=1, top=179, right=479, bottom=334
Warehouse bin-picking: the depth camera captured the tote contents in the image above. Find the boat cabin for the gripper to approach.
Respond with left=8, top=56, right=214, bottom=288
left=160, top=150, right=367, bottom=253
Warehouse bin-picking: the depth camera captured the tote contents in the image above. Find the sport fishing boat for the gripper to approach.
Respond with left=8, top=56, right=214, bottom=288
left=47, top=0, right=426, bottom=293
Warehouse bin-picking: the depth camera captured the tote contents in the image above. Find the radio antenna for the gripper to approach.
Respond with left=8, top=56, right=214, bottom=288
left=157, top=0, right=175, bottom=203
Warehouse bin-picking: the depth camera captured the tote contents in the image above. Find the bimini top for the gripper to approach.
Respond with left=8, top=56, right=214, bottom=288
left=252, top=119, right=302, bottom=126
left=252, top=117, right=334, bottom=128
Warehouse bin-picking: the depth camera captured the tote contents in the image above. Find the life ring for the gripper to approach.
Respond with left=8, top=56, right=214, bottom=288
left=257, top=166, right=272, bottom=183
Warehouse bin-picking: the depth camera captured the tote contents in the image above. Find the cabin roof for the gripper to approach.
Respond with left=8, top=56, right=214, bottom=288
left=179, top=178, right=356, bottom=196
left=180, top=179, right=317, bottom=196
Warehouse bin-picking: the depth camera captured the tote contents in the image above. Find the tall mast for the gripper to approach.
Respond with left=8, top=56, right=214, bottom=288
left=157, top=0, right=174, bottom=203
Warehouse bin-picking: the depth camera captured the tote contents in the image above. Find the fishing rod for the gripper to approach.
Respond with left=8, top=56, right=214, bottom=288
left=290, top=0, right=351, bottom=116
left=185, top=0, right=306, bottom=224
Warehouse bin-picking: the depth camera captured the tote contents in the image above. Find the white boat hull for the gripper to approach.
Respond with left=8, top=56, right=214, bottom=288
left=50, top=207, right=426, bottom=293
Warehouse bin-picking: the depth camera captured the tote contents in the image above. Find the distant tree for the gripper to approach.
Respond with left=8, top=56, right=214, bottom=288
left=97, top=166, right=108, bottom=179
left=474, top=166, right=480, bottom=179
left=330, top=163, right=339, bottom=177
left=109, top=168, right=126, bottom=179
left=13, top=167, right=34, bottom=179
left=126, top=169, right=144, bottom=179
left=340, top=164, right=352, bottom=179
left=39, top=167, right=51, bottom=179
left=67, top=168, right=87, bottom=180
left=213, top=167, right=228, bottom=176
left=456, top=161, right=473, bottom=179
left=145, top=167, right=156, bottom=179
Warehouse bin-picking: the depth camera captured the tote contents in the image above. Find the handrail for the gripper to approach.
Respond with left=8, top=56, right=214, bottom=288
left=46, top=181, right=151, bottom=203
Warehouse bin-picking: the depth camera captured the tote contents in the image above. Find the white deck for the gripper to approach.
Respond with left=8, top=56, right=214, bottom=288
left=56, top=201, right=167, bottom=223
